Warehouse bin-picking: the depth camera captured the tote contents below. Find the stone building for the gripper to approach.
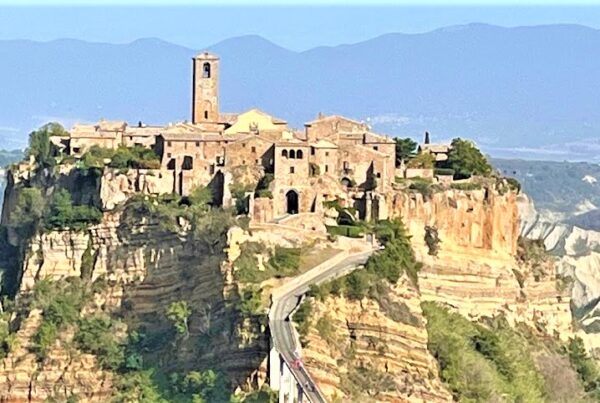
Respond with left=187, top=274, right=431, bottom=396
left=56, top=52, right=397, bottom=221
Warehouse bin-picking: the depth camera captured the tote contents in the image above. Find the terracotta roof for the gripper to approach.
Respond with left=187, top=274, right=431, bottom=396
left=363, top=131, right=395, bottom=144
left=310, top=139, right=338, bottom=149
left=304, top=114, right=366, bottom=127
left=420, top=143, right=450, bottom=153
left=97, top=120, right=127, bottom=131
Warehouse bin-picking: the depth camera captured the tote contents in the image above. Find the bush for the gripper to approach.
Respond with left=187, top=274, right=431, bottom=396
left=166, top=301, right=192, bottom=337
left=45, top=189, right=102, bottom=231
left=31, top=278, right=89, bottom=359
left=75, top=315, right=124, bottom=370
left=80, top=145, right=160, bottom=171
left=12, top=187, right=45, bottom=236
left=408, top=180, right=434, bottom=198
left=294, top=300, right=312, bottom=345
left=309, top=162, right=321, bottom=177
left=269, top=246, right=301, bottom=276
left=450, top=182, right=482, bottom=191
left=406, top=152, right=435, bottom=169
left=505, top=177, right=521, bottom=193
left=434, top=168, right=455, bottom=176
left=237, top=286, right=263, bottom=317
left=326, top=225, right=364, bottom=238
left=424, top=225, right=441, bottom=256
left=564, top=337, right=600, bottom=398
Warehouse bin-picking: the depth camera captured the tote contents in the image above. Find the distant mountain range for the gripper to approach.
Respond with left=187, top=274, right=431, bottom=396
left=2, top=23, right=600, bottom=160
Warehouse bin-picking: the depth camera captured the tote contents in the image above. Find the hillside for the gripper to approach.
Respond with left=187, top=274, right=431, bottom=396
left=493, top=158, right=600, bottom=217
left=2, top=24, right=600, bottom=158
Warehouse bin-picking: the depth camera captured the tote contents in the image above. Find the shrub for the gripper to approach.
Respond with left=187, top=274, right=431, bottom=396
left=166, top=301, right=192, bottom=337
left=315, top=315, right=336, bottom=345
left=255, top=189, right=273, bottom=199
left=434, top=168, right=455, bottom=176
left=237, top=286, right=263, bottom=317
left=255, top=173, right=274, bottom=193
left=564, top=337, right=600, bottom=398
left=408, top=180, right=433, bottom=198
left=424, top=225, right=441, bottom=256
left=505, top=177, right=522, bottom=193
left=45, top=189, right=102, bottom=231
left=294, top=300, right=312, bottom=346
left=12, top=187, right=45, bottom=236
left=269, top=246, right=301, bottom=276
left=326, top=225, right=364, bottom=238
left=309, top=162, right=321, bottom=177
left=75, top=315, right=124, bottom=370
left=450, top=182, right=482, bottom=191
left=406, top=152, right=435, bottom=169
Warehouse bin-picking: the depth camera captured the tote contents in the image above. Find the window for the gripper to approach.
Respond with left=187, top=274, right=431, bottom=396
left=282, top=149, right=288, bottom=158
left=242, top=143, right=246, bottom=148
left=167, top=141, right=172, bottom=147
left=203, top=62, right=211, bottom=78
left=255, top=159, right=259, bottom=164
left=290, top=150, right=296, bottom=159
left=204, top=111, right=209, bottom=120
left=311, top=147, right=315, bottom=156
left=251, top=146, right=256, bottom=153
left=376, top=172, right=381, bottom=178
left=374, top=146, right=379, bottom=151
left=184, top=142, right=188, bottom=149
left=290, top=167, right=295, bottom=174
left=196, top=141, right=200, bottom=147
left=129, top=136, right=133, bottom=141
left=343, top=161, right=350, bottom=169
left=167, top=153, right=172, bottom=158
left=325, top=165, right=329, bottom=172
left=325, top=152, right=329, bottom=157
left=297, top=150, right=304, bottom=159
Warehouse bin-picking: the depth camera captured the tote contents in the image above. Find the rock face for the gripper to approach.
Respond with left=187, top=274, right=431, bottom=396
left=0, top=210, right=269, bottom=402
left=519, top=193, right=600, bottom=349
left=302, top=276, right=452, bottom=403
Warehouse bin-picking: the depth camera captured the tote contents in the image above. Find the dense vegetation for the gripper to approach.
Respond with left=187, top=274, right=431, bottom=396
left=79, top=144, right=161, bottom=172
left=26, top=123, right=68, bottom=170
left=233, top=242, right=301, bottom=283
left=394, top=137, right=418, bottom=166
left=423, top=302, right=598, bottom=402
left=311, top=219, right=420, bottom=302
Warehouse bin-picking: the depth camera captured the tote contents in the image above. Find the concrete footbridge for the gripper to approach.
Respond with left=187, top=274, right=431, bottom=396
left=268, top=248, right=375, bottom=402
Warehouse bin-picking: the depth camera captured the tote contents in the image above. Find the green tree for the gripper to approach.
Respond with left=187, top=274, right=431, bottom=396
left=445, top=138, right=493, bottom=179
left=395, top=138, right=418, bottom=166
left=26, top=123, right=67, bottom=169
left=166, top=300, right=192, bottom=337
left=12, top=187, right=45, bottom=235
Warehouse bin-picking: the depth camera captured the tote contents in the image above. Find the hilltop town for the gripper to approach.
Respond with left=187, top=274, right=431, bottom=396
left=43, top=51, right=482, bottom=231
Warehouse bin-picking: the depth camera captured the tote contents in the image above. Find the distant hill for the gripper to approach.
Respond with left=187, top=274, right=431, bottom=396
left=493, top=158, right=600, bottom=216
left=2, top=24, right=600, bottom=159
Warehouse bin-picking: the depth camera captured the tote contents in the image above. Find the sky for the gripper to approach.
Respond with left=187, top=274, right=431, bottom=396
left=0, top=3, right=600, bottom=50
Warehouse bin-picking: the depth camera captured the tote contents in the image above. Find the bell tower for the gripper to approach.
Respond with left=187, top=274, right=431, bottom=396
left=192, top=52, right=220, bottom=124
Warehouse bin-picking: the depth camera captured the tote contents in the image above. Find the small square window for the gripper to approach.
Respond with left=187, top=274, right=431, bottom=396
left=255, top=159, right=259, bottom=164
left=167, top=153, right=172, bottom=158
left=251, top=146, right=256, bottom=153
left=325, top=152, right=329, bottom=156
left=242, top=143, right=246, bottom=147
left=196, top=141, right=200, bottom=147
left=167, top=141, right=172, bottom=147
left=374, top=146, right=379, bottom=151
left=290, top=167, right=295, bottom=174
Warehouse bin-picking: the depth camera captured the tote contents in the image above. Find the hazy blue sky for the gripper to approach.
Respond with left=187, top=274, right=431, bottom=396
left=1, top=4, right=600, bottom=50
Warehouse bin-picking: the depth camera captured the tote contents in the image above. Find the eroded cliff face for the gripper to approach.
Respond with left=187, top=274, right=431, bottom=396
left=389, top=188, right=572, bottom=339
left=0, top=166, right=270, bottom=402
left=302, top=276, right=452, bottom=402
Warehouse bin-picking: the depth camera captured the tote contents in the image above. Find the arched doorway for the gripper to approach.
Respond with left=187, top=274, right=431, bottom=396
left=286, top=190, right=299, bottom=215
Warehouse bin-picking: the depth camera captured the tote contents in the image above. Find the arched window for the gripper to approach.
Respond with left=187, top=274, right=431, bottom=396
left=203, top=62, right=211, bottom=78
left=204, top=110, right=209, bottom=120
left=289, top=150, right=296, bottom=159
left=282, top=149, right=288, bottom=158
left=297, top=150, right=304, bottom=159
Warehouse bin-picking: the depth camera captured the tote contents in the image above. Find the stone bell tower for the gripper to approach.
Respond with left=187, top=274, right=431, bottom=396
left=192, top=52, right=220, bottom=124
